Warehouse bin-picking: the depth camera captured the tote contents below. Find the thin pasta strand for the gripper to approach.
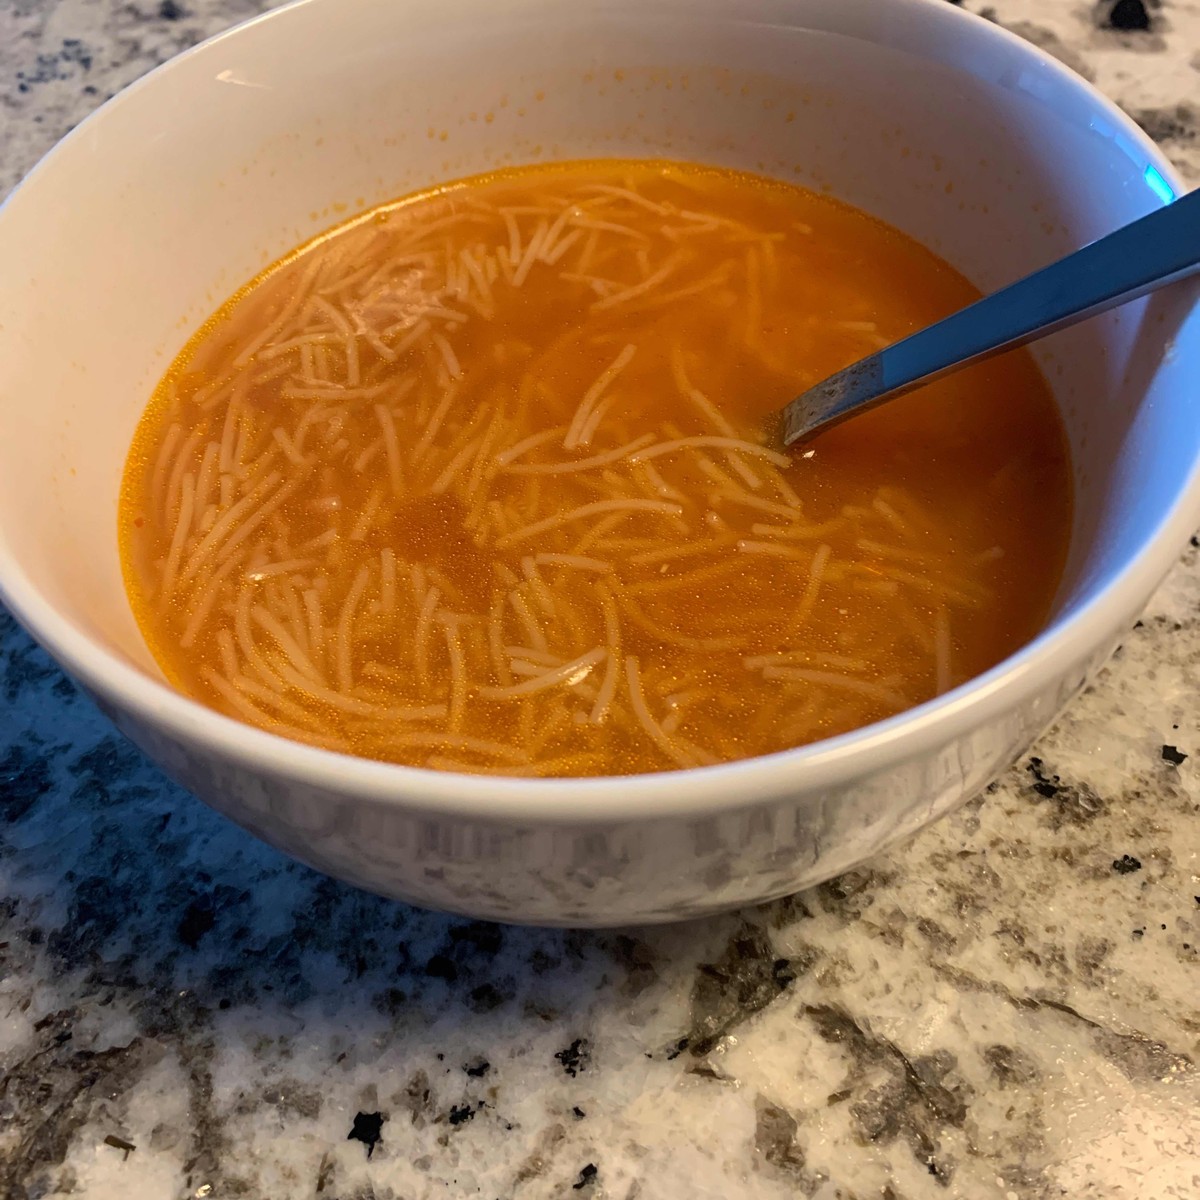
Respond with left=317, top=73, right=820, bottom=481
left=124, top=161, right=1058, bottom=781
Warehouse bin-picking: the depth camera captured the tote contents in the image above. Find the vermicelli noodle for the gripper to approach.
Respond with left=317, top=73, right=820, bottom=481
left=119, top=160, right=1071, bottom=776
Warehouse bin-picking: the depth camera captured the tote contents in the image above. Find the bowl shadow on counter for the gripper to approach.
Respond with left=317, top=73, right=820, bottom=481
left=1, top=611, right=860, bottom=1188
left=1, top=613, right=803, bottom=1014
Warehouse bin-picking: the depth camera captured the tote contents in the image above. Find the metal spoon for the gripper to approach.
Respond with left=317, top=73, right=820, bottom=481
left=778, top=187, right=1200, bottom=448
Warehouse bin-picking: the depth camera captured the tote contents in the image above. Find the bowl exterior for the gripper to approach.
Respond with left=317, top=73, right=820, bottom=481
left=88, top=651, right=1103, bottom=925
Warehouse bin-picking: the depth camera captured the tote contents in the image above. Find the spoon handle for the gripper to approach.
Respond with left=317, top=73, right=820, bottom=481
left=780, top=186, right=1200, bottom=447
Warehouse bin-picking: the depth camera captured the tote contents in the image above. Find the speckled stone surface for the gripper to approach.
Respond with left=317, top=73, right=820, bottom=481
left=1, top=2, right=1198, bottom=1198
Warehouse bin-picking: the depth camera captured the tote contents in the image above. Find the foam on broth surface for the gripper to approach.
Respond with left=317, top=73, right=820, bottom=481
left=119, top=160, right=1071, bottom=776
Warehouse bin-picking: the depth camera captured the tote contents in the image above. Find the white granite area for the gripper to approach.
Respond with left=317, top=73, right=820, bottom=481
left=0, top=2, right=1197, bottom=1199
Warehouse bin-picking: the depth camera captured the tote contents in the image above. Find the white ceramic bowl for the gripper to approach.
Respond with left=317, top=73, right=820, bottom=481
left=1, top=0, right=1197, bottom=925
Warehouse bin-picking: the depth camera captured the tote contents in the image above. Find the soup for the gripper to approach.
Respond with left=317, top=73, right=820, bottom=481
left=119, top=160, right=1071, bottom=777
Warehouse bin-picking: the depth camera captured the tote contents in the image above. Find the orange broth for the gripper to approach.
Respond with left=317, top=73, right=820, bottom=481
left=119, top=160, right=1072, bottom=776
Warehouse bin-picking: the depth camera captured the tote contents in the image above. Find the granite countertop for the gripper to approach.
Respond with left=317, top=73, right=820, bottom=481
left=1, top=1, right=1198, bottom=1198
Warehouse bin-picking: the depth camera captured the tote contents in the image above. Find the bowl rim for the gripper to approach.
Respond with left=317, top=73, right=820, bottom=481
left=1, top=0, right=1197, bottom=825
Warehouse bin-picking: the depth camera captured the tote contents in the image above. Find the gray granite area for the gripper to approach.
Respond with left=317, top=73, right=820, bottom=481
left=1, top=1, right=1198, bottom=1198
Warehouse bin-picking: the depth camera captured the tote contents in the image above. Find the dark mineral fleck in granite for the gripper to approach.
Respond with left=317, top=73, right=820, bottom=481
left=1106, top=0, right=1152, bottom=31
left=554, top=1038, right=591, bottom=1078
left=347, top=1111, right=385, bottom=1159
left=571, top=1162, right=599, bottom=1189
